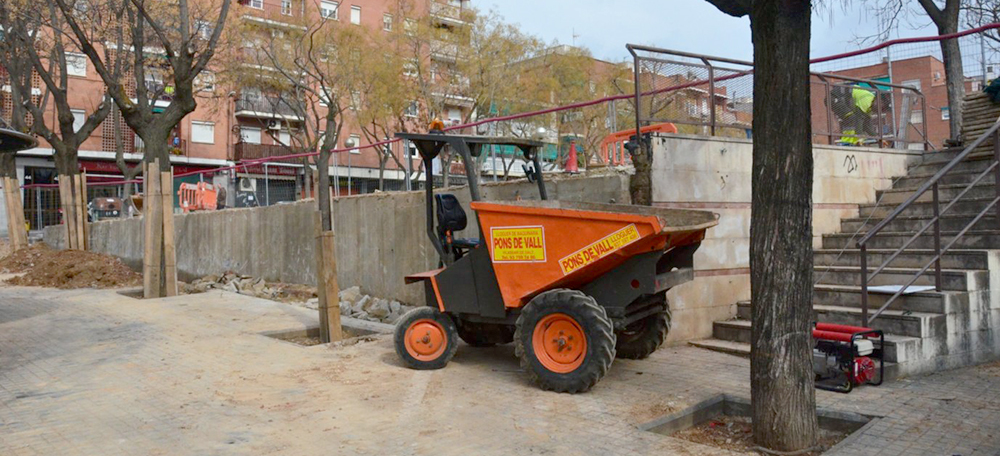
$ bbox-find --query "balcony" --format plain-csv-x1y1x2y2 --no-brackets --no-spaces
234,94,304,121
430,40,458,63
234,142,301,161
429,1,467,26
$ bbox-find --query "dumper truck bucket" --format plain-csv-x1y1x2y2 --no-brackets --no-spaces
470,200,718,307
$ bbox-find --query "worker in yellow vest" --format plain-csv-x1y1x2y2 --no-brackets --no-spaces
839,87,876,145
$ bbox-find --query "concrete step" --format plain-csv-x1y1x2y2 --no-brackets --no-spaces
840,214,1000,234
711,314,921,367
690,337,904,382
917,149,993,166
908,153,997,176
689,339,749,357
811,265,986,291
822,229,1000,250
894,170,998,189
814,248,990,271
876,182,998,205
734,301,945,339
812,284,969,315
858,198,996,218
713,319,751,343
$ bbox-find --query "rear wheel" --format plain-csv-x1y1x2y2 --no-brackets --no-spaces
515,289,616,393
394,307,458,370
454,318,515,347
616,307,671,360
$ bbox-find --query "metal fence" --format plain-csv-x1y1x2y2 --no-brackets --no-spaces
628,45,928,150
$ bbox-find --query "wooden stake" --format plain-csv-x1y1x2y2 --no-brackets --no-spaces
74,173,86,250
3,178,21,250
81,171,90,250
59,176,76,249
143,161,163,298
142,163,152,294
7,177,28,251
314,211,342,343
160,168,177,297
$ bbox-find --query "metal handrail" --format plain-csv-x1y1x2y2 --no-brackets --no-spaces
858,119,1000,325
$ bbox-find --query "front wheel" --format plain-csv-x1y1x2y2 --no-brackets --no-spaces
394,307,459,370
515,289,616,393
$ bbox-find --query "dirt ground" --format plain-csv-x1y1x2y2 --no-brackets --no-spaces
0,239,9,260
673,415,847,455
0,244,141,289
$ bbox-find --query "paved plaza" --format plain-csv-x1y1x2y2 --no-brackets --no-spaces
0,285,998,455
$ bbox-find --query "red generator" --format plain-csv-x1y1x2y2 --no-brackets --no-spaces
812,323,884,393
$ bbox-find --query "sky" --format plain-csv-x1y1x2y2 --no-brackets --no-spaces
477,0,942,63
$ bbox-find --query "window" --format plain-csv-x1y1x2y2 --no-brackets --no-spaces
348,134,361,154
71,109,85,133
195,20,213,40
281,0,292,15
195,71,215,92
277,130,291,146
249,0,263,9
901,79,921,91
191,121,215,144
350,6,361,24
447,108,461,125
911,110,923,125
350,90,361,110
240,126,262,144
66,53,87,77
402,60,418,77
404,101,418,118
406,141,418,158
383,13,392,31
941,107,950,121
320,1,338,19
404,18,416,34
73,0,88,14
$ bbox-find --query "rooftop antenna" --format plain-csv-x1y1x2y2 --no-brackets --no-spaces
572,28,579,47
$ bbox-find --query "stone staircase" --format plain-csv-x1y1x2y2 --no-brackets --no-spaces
692,92,1000,379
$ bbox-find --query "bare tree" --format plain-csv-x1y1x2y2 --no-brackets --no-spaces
230,6,374,229
0,3,35,247
1,0,115,242
869,0,964,140
50,0,232,294
704,0,819,452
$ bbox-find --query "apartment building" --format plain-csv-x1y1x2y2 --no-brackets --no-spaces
0,0,472,228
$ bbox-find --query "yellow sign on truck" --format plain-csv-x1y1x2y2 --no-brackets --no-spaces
559,224,641,275
490,226,547,263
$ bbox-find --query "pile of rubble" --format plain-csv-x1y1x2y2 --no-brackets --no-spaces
301,286,415,325
184,272,414,325
184,272,283,298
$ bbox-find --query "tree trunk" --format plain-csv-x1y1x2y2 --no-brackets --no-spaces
938,24,965,141
628,139,652,206
749,0,818,451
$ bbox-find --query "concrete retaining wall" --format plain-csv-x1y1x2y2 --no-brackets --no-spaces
653,133,923,344
44,174,628,304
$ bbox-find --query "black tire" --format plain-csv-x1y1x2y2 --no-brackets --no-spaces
616,307,671,360
454,318,515,347
394,307,459,370
515,289,616,393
